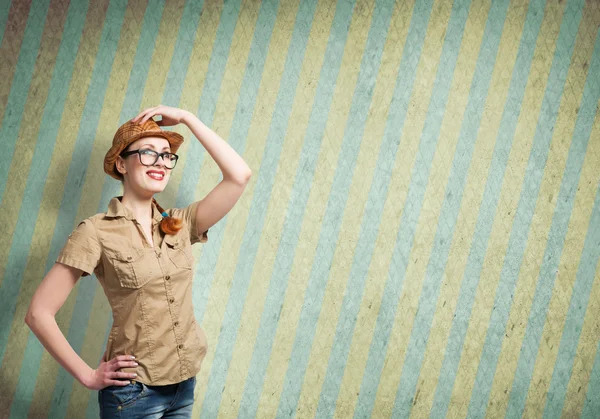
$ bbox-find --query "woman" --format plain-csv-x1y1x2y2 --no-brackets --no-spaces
25,105,251,418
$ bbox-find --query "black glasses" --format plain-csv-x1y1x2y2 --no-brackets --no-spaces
120,148,179,169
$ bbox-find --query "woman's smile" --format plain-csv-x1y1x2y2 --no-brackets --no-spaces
146,170,165,181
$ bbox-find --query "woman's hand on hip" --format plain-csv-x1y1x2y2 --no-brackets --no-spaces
84,354,139,390
132,105,192,127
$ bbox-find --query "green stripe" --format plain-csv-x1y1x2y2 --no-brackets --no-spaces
540,28,600,417
466,0,585,416
393,0,508,416
429,0,547,414
6,0,127,417
0,0,51,204
47,0,166,416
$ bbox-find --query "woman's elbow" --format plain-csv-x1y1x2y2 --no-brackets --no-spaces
241,167,252,184
24,309,35,327
24,305,49,327
232,167,252,186
24,305,38,326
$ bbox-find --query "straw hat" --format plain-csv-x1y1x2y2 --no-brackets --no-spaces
104,118,184,180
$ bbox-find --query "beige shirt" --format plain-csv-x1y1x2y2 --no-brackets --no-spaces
56,196,208,385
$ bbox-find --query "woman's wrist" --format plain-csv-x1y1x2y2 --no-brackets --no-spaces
76,364,95,389
181,110,198,127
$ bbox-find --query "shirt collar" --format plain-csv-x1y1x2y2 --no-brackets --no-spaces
107,196,163,223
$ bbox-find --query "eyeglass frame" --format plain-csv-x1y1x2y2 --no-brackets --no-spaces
120,148,179,169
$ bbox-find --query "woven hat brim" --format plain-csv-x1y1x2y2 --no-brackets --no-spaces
104,130,184,180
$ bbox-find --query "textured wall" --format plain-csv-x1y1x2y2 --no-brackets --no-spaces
0,0,599,417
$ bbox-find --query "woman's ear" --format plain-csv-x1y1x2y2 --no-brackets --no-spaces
115,156,127,175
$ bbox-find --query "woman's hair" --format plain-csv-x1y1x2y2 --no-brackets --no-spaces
114,153,183,235
152,197,183,235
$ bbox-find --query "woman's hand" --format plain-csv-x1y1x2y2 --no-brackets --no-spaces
84,354,139,390
132,105,191,127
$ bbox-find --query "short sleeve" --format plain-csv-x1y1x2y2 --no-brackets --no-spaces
56,219,102,277
170,201,209,245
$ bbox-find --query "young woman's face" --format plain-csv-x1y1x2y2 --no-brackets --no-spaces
117,136,173,195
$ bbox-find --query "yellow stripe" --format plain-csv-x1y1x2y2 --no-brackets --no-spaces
169,0,223,276
29,0,150,413
215,0,303,415
368,0,455,415
32,0,150,413
32,0,116,411
0,0,69,288
246,0,338,415
65,283,112,417
0,1,104,415
0,0,32,126
168,0,223,224
66,1,190,415
562,113,600,415
72,0,152,234
408,0,521,414
253,0,372,412
139,2,187,112
488,1,598,415
447,0,567,415
294,0,385,414
134,0,187,210
192,1,262,415
333,0,415,416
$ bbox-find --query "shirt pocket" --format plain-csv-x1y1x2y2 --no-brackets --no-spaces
165,234,193,270
106,246,153,288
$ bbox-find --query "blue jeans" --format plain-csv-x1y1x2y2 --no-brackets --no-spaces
98,376,196,418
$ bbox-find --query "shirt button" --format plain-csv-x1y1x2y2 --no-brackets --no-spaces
127,256,132,260
178,344,183,349
165,275,170,280
169,298,174,303
174,321,179,326
157,252,162,258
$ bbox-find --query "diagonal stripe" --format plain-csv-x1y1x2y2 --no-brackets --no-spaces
46,1,167,416
175,0,241,334
236,0,343,416
0,0,70,293
175,0,242,210
581,305,600,418
0,0,12,46
85,1,170,412
556,110,600,418
190,0,283,416
161,0,204,108
0,0,89,367
176,0,318,416
223,0,356,414
329,2,413,416
229,0,319,414
26,2,162,412
484,2,591,415
391,0,509,417
538,30,600,418
0,0,33,131
350,1,435,417
465,0,585,416
90,0,205,415
0,0,51,205
84,311,113,418
429,0,548,415
4,0,130,417
302,0,394,415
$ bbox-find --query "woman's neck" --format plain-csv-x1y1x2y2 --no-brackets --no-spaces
120,194,153,223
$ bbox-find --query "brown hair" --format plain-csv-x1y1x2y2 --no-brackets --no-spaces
152,197,183,235
114,159,183,235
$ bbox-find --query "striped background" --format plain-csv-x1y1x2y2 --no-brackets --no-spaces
0,0,599,417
